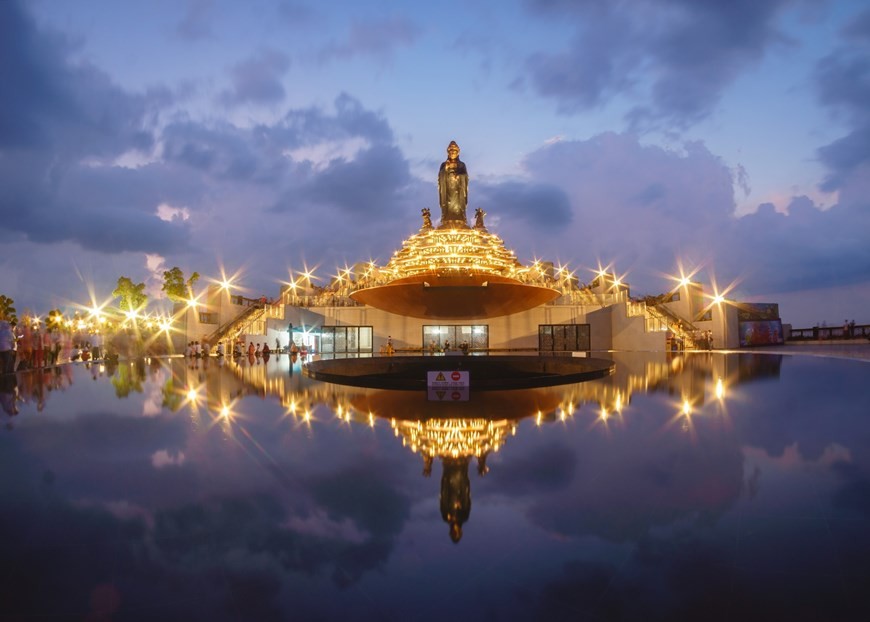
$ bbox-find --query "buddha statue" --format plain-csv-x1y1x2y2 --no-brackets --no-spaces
438,141,468,227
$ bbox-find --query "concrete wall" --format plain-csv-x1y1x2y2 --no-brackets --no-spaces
198,297,682,354
274,303,613,351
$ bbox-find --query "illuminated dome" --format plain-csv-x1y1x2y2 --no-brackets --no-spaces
392,418,515,459
350,224,560,319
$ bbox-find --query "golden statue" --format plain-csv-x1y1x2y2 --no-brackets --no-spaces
421,207,433,230
473,207,486,230
438,140,468,226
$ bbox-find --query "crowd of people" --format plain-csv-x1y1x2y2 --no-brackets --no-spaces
182,338,309,367
0,319,116,375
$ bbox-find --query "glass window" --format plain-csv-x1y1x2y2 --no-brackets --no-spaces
423,325,488,351
539,324,590,351
319,326,373,353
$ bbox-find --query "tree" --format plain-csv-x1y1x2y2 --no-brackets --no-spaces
162,267,200,303
112,277,148,312
47,308,64,330
0,294,17,325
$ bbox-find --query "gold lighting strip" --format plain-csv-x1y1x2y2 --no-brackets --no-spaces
390,418,517,458
383,228,524,278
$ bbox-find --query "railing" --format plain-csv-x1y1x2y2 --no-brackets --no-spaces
205,302,264,345
655,308,698,349
789,324,870,341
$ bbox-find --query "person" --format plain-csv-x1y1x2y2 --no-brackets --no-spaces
49,330,61,366
386,336,394,356
290,341,298,355
216,341,225,357
262,342,271,355
91,332,102,361
438,141,468,225
247,342,255,357
421,207,433,229
255,343,262,357
0,320,15,375
17,324,31,370
42,329,52,366
32,328,44,368
202,342,211,357
429,339,437,355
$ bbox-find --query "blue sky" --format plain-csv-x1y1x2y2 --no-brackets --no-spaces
1,0,868,326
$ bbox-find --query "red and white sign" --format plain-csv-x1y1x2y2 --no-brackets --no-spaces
427,370,470,389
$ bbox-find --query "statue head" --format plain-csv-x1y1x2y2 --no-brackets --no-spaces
449,521,463,543
446,140,460,160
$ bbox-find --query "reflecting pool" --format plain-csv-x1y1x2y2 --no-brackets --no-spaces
2,352,869,620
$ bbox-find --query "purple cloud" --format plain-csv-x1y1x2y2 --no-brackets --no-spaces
220,49,291,107
814,10,870,193
522,0,793,129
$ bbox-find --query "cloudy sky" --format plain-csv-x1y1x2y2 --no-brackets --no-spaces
1,0,868,326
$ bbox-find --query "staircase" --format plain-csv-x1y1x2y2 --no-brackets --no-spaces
649,303,700,349
204,302,265,345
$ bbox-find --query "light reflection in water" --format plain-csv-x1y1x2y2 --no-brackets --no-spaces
6,350,870,619
140,351,769,542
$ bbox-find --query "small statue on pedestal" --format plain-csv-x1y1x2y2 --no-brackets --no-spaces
473,207,486,230
421,207,433,230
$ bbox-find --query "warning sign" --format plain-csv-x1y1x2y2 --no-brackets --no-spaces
427,370,469,389
427,387,470,402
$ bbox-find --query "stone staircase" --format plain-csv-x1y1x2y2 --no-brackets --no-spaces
204,302,265,345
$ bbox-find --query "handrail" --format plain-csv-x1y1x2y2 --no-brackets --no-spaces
204,302,264,344
788,324,870,341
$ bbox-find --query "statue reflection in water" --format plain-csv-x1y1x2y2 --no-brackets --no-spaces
424,451,489,543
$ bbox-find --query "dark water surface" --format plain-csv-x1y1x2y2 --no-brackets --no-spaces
2,352,869,621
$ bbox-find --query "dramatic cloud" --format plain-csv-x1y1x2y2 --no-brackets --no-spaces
1,1,422,308
814,9,870,194
0,2,157,155
0,1,188,256
476,180,573,230
291,144,418,216
220,49,291,106
522,0,792,128
488,133,870,298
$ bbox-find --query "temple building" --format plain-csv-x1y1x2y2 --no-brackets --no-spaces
176,142,782,355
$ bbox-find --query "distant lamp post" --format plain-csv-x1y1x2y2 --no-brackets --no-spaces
712,294,728,349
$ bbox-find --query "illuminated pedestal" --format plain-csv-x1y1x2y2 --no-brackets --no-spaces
350,226,560,319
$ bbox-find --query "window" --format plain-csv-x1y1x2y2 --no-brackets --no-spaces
319,326,373,353
199,312,218,325
538,324,590,351
422,325,488,351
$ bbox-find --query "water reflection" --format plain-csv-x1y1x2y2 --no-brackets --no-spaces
4,351,870,620
3,351,783,542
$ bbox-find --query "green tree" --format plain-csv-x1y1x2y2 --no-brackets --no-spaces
112,277,148,312
47,308,64,330
0,294,17,324
162,267,200,302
